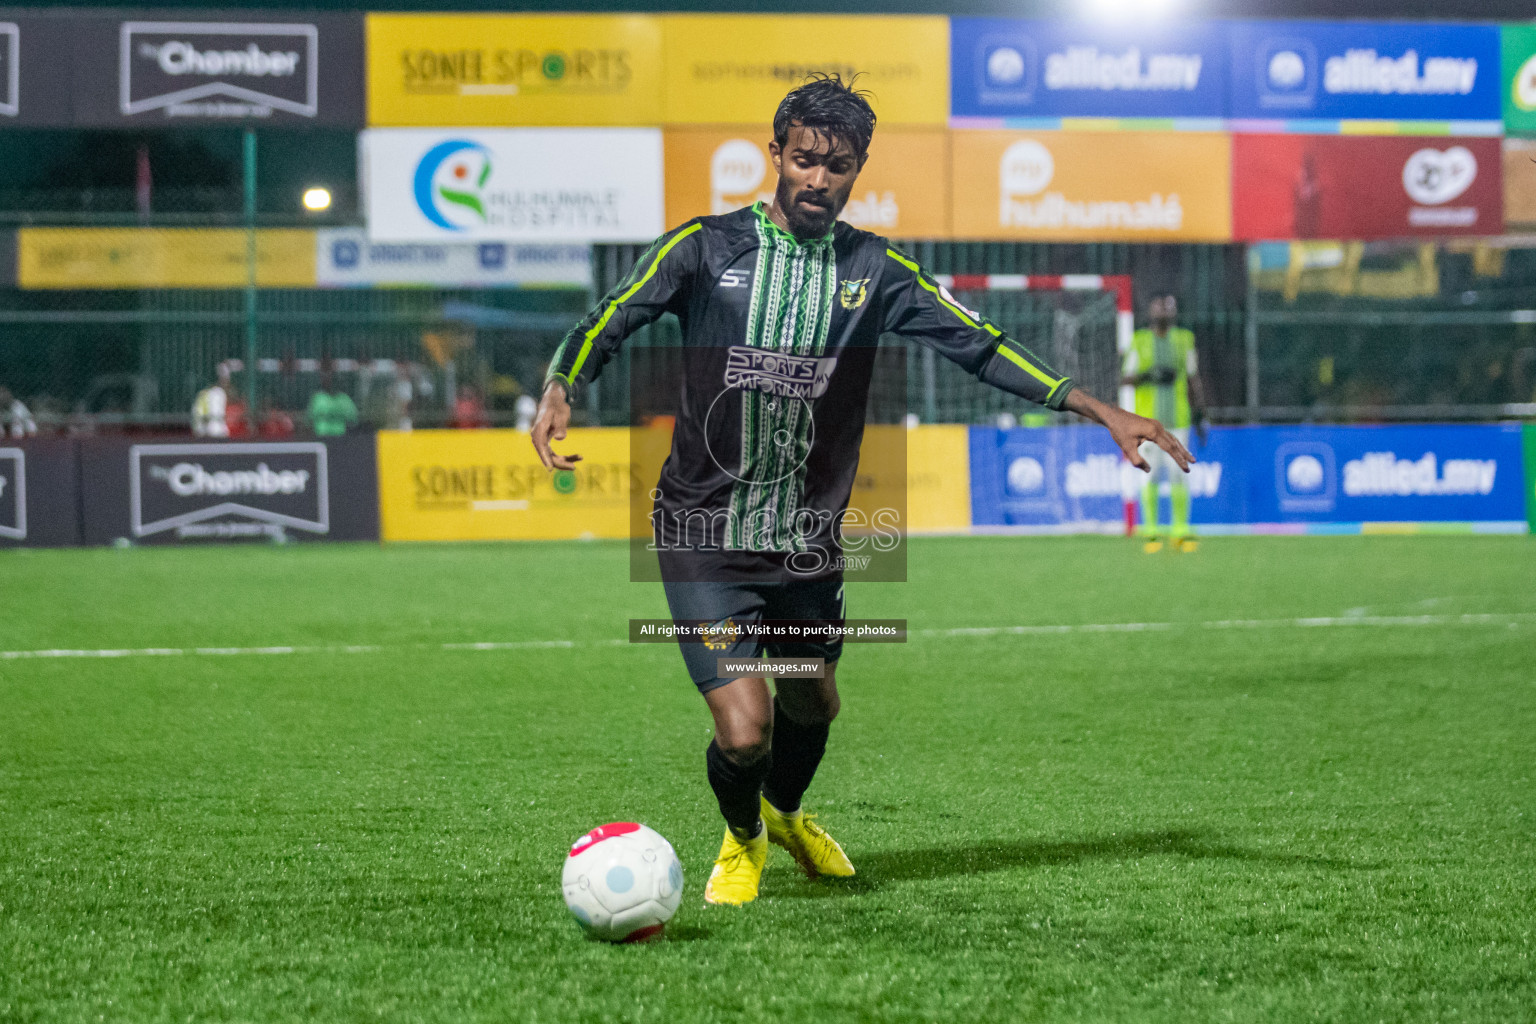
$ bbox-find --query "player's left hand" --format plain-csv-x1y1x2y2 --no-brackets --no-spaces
1063,389,1195,473
1107,406,1194,473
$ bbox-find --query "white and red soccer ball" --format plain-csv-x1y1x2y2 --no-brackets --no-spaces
562,822,683,942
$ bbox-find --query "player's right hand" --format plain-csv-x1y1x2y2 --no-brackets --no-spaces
531,381,582,471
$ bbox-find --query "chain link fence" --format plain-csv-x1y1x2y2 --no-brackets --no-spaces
2,221,1535,435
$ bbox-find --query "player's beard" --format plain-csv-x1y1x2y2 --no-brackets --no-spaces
775,175,844,240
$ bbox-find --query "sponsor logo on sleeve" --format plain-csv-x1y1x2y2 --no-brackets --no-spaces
131,442,328,539
0,448,24,540
120,22,319,118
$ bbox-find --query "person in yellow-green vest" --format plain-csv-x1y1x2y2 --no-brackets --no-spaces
1120,293,1207,553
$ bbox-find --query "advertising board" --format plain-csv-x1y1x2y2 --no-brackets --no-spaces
316,228,590,288
79,435,380,545
950,18,1226,122
663,127,950,237
70,11,364,126
1232,134,1503,240
18,228,317,288
1228,20,1501,126
969,424,1525,534
363,128,664,244
950,130,1231,241
366,14,662,126
0,440,81,548
661,15,949,126
377,428,638,542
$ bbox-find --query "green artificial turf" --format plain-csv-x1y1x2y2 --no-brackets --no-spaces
1,536,1533,1023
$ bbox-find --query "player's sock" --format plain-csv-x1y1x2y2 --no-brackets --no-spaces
706,739,767,840
761,697,829,815
1171,480,1191,538
1140,480,1160,537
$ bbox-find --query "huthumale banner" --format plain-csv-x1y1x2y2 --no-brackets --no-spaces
949,130,1231,241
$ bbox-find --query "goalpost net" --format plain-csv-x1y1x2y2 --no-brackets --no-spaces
878,273,1133,426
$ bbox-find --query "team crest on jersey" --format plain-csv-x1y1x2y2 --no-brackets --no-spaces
838,278,870,310
700,618,738,651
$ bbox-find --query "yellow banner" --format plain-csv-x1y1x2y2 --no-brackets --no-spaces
665,127,950,237
905,425,971,534
18,229,316,289
379,424,970,542
950,131,1232,242
367,14,664,126
662,16,948,126
378,428,644,542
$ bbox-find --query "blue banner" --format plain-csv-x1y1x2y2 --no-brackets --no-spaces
969,424,1526,533
1228,20,1501,123
951,19,1227,121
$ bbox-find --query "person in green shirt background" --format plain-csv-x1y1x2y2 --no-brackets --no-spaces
307,369,359,437
1121,293,1207,553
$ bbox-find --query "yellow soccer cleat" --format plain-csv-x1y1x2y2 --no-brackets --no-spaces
703,826,768,906
1176,536,1200,553
761,796,855,879
1142,537,1164,554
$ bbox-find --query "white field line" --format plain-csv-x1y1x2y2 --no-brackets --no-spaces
0,613,1531,662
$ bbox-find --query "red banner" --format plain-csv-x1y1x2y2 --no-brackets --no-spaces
1232,135,1502,241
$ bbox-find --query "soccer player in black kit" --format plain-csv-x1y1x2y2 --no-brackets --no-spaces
532,75,1193,905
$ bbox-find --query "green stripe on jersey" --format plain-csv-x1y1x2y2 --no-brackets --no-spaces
728,205,838,552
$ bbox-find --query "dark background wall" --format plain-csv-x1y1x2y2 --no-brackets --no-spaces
15,1,1536,18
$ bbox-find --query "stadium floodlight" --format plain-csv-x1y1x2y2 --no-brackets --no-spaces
302,187,332,212
1083,0,1178,21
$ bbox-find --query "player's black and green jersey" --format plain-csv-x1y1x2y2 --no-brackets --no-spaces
548,202,1073,579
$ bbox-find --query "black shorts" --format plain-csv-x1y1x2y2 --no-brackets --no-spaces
662,575,846,693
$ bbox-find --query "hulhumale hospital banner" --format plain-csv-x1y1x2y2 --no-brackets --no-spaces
362,128,664,244
949,19,1227,123
968,424,1527,534
1228,20,1501,127
1232,135,1502,240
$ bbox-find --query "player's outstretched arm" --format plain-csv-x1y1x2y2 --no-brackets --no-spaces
531,381,581,471
1062,388,1194,473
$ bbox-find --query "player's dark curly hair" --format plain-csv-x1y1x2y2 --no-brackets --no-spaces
773,73,877,159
